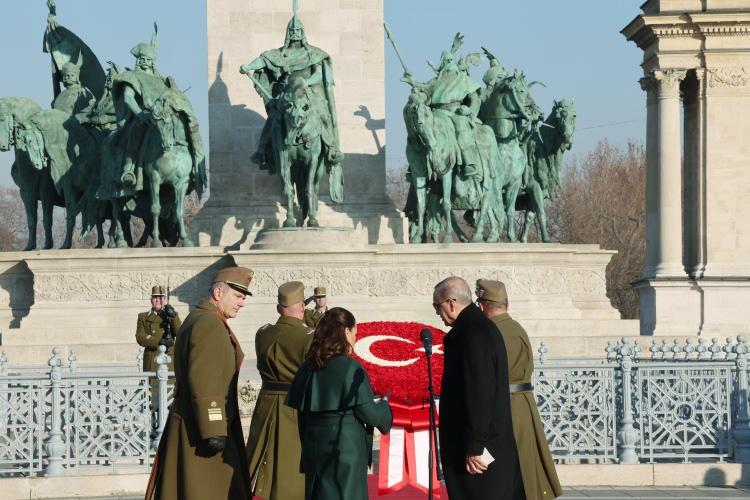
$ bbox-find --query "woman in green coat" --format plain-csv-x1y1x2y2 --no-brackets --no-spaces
286,307,392,500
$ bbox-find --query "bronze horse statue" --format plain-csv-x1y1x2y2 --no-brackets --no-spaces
517,99,576,242
478,71,540,242
107,87,206,248
0,97,105,250
273,78,339,228
403,89,504,243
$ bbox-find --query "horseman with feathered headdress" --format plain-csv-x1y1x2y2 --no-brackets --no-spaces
96,24,203,203
104,25,170,194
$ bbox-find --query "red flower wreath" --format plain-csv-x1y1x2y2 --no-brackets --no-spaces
352,321,445,405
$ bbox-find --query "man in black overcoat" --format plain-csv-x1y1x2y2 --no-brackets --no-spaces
433,276,524,499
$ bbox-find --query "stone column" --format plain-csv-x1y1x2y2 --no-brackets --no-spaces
683,69,706,278
640,75,659,278
653,69,687,277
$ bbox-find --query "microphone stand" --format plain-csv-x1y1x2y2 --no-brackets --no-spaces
424,345,442,498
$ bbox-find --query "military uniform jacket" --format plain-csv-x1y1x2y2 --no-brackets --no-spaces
491,313,563,500
246,315,313,500
439,304,523,500
303,307,327,328
286,356,393,500
145,300,251,500
135,310,182,372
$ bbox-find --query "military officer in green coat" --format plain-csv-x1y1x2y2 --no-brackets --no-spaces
145,267,254,500
286,307,392,500
303,286,328,328
135,285,182,372
476,279,563,500
247,281,314,500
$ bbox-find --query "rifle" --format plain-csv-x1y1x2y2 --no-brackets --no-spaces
159,277,176,347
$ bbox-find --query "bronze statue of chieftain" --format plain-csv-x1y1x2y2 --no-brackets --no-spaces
240,0,344,228
388,26,577,243
0,0,206,249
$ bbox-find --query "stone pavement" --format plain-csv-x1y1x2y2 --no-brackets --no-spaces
561,486,750,498
47,486,750,500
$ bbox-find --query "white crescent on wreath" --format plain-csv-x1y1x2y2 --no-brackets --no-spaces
353,335,443,367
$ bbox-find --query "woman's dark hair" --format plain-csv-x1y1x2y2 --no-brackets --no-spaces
306,307,356,370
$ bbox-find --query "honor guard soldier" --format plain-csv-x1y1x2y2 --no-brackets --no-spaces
145,266,255,500
135,285,181,372
303,286,328,328
247,281,313,500
476,279,563,500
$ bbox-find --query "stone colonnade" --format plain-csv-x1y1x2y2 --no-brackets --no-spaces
624,3,750,336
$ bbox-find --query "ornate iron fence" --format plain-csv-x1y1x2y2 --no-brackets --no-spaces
534,336,750,464
534,361,617,462
1,337,750,477
0,347,170,476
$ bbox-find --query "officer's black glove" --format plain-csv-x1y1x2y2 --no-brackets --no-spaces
158,335,173,348
161,303,177,319
203,436,226,454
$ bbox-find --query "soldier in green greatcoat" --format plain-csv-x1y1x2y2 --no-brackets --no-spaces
145,266,255,500
246,281,314,500
476,279,563,500
303,286,328,328
286,307,392,500
135,285,182,372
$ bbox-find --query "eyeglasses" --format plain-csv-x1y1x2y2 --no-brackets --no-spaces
432,298,455,311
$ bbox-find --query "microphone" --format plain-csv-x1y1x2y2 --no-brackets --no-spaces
420,328,433,356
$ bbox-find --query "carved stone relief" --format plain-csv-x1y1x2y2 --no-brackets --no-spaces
707,67,749,89
29,265,606,303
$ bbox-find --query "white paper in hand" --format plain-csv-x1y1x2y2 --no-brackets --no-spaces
481,448,495,466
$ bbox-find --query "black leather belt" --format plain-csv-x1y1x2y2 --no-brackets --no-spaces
509,382,533,393
261,381,292,392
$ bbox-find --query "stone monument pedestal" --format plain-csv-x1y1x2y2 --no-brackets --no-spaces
633,279,702,336
635,278,750,336
0,244,638,364
193,196,407,249
249,226,363,250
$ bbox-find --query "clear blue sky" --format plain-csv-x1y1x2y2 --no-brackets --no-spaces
0,0,645,186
